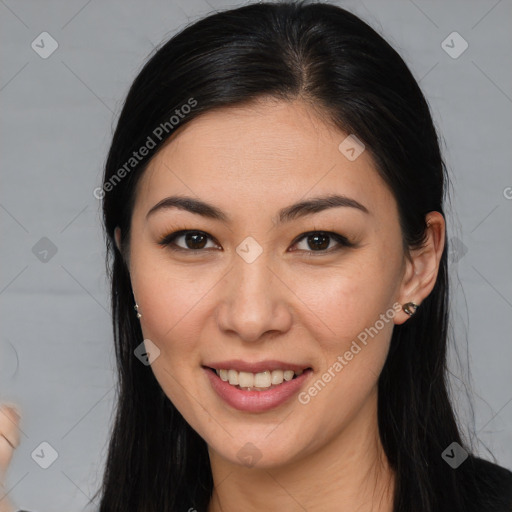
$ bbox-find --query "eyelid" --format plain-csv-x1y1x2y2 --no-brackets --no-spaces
290,231,354,252
157,229,221,251
157,229,355,254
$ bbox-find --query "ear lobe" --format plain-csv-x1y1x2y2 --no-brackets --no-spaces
394,211,445,325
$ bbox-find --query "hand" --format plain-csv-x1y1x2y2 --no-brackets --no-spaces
0,404,21,512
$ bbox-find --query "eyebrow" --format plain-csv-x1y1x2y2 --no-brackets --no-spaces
146,194,370,225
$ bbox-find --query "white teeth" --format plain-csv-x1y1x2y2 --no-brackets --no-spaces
254,371,271,388
271,370,284,384
238,371,254,388
228,369,239,385
283,370,294,381
214,367,307,389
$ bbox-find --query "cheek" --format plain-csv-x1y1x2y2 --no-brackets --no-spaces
289,257,397,341
130,264,212,415
286,255,399,402
294,269,396,433
133,268,212,349
128,242,210,356
295,273,395,386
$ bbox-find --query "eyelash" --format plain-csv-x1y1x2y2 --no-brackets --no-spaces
157,229,355,255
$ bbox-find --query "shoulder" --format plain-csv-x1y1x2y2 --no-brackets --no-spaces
461,455,512,512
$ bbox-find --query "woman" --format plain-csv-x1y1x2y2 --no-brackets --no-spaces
2,1,511,511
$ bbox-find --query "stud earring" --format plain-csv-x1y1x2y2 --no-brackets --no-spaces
402,302,419,316
134,303,142,319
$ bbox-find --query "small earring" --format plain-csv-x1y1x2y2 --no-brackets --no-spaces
403,302,419,316
134,303,142,319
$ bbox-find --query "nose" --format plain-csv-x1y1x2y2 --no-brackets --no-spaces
215,251,293,343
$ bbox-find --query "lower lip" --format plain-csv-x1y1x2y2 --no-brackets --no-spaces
204,367,312,413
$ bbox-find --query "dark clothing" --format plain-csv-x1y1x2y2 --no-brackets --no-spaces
464,456,512,511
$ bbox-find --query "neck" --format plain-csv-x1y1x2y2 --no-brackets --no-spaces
207,389,395,512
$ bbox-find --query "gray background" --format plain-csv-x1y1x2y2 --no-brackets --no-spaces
1,0,511,510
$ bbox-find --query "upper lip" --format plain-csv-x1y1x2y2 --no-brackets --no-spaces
204,359,312,373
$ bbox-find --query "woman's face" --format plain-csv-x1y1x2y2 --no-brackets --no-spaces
124,97,414,468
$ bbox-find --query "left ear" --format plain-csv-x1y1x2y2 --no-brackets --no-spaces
394,211,445,325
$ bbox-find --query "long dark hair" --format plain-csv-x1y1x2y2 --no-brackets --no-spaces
93,2,482,510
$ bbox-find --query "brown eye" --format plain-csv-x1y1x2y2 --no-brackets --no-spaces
305,233,330,251
158,230,219,251
158,229,353,254
182,232,208,250
291,231,353,253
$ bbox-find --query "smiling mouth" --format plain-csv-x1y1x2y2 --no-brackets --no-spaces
205,366,312,391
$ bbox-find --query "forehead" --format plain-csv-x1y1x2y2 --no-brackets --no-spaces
134,98,395,218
